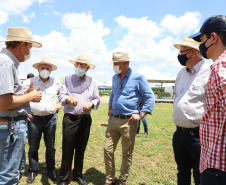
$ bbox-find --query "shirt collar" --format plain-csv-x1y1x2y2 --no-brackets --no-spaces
74,74,87,81
1,48,20,68
186,59,205,75
210,49,226,70
117,68,132,78
38,75,51,83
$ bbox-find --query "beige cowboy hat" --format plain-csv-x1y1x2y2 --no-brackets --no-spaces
109,51,131,63
33,57,57,71
0,27,42,48
69,54,95,69
174,37,200,51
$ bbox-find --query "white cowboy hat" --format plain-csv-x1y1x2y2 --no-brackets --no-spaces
174,37,200,51
33,57,57,71
0,27,42,48
110,51,130,63
69,54,95,69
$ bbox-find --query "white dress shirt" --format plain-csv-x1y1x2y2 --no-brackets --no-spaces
172,60,211,128
23,76,61,116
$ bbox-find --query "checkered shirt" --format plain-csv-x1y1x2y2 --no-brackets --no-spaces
200,49,226,173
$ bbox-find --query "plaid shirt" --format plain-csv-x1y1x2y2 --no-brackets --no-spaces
200,49,226,173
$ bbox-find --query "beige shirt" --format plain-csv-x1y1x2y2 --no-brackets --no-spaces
172,60,211,128
23,76,61,116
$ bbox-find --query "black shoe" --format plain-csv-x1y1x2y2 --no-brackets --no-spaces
74,176,88,185
59,182,68,185
27,172,36,183
48,170,57,180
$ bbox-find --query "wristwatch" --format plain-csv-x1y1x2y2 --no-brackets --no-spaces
139,113,144,119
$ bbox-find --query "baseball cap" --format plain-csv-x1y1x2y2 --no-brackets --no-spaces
189,15,226,42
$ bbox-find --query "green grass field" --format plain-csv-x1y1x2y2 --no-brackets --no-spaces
19,102,180,185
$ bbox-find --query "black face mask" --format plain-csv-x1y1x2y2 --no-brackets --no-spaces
177,49,192,66
199,36,213,59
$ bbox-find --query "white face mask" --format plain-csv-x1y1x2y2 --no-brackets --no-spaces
75,67,86,77
40,69,51,79
22,48,31,61
113,65,122,74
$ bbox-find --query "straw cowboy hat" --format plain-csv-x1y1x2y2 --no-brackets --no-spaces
0,27,42,48
33,57,57,71
69,54,95,69
174,37,200,51
110,52,131,63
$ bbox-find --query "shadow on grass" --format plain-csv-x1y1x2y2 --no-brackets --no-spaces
23,163,61,184
83,167,110,185
101,124,108,127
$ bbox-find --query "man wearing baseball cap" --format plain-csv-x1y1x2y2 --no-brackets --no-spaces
189,15,226,184
0,27,42,184
172,37,211,185
22,57,62,183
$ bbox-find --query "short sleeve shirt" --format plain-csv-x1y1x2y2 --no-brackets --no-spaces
0,48,30,117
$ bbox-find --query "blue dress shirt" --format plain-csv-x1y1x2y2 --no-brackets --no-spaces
109,68,155,116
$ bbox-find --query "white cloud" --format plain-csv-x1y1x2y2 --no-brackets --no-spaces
53,11,60,16
0,0,35,14
0,11,8,25
160,11,201,35
137,66,175,80
115,15,162,39
22,12,36,23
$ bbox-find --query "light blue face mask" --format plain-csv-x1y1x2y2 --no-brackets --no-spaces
75,67,86,77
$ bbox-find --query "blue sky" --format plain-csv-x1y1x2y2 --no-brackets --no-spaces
0,0,226,83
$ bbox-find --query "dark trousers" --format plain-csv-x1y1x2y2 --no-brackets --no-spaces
28,114,57,172
60,113,92,182
201,168,226,185
172,128,201,185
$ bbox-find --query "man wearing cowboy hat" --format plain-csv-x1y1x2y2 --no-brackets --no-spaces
0,27,42,184
22,57,62,183
104,51,155,185
58,54,100,185
172,37,211,185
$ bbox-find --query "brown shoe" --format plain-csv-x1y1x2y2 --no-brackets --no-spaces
118,180,126,185
104,183,116,185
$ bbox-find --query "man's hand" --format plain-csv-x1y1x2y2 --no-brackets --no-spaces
27,114,34,121
83,102,93,111
26,81,34,93
108,110,112,119
55,103,62,113
29,86,42,102
66,96,77,107
129,113,140,124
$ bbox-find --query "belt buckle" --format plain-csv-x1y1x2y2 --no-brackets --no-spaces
0,120,8,130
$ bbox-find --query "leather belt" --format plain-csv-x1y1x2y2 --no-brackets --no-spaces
34,114,54,119
0,115,27,121
114,115,132,119
177,126,199,131
65,113,90,119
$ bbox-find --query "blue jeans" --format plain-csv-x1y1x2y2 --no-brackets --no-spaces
28,114,57,172
137,116,148,133
0,120,28,185
173,128,201,185
201,168,226,185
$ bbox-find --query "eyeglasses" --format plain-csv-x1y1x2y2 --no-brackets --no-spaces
40,67,52,71
179,49,192,55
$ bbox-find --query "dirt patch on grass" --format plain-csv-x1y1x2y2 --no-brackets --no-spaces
100,95,110,103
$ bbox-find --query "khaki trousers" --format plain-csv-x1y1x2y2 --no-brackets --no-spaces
104,116,138,183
